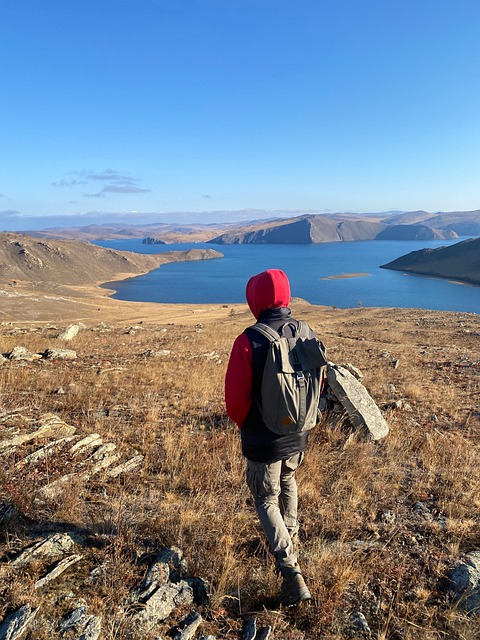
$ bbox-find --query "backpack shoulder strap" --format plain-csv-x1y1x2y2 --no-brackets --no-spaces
296,320,311,338
247,322,280,342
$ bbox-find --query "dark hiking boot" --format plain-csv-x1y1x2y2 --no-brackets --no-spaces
279,571,312,606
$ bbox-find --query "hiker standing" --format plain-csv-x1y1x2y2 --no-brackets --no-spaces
225,269,326,606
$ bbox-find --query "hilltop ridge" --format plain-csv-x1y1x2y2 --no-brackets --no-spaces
0,233,223,322
381,236,480,285
14,209,480,244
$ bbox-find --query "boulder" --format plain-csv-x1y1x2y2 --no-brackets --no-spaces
10,533,76,568
43,348,77,360
448,551,480,613
173,611,202,640
59,606,102,640
133,581,194,631
327,363,389,440
57,324,81,341
0,604,39,640
7,346,40,362
34,554,83,590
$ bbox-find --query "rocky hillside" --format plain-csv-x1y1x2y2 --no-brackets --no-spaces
381,237,480,285
383,209,480,235
0,233,223,286
376,224,457,241
209,214,458,245
0,306,478,640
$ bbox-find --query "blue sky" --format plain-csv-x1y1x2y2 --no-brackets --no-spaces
1,0,480,228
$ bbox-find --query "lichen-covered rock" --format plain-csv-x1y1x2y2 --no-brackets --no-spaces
43,348,77,360
173,611,202,640
10,533,76,568
327,363,389,440
57,324,81,341
449,551,480,613
133,581,194,631
0,604,39,640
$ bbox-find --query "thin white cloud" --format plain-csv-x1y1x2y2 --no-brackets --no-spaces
53,168,151,198
52,178,88,187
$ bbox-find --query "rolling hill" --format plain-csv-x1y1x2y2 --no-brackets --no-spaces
208,214,458,244
380,237,480,285
0,233,223,287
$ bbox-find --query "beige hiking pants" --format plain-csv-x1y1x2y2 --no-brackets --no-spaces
246,452,304,575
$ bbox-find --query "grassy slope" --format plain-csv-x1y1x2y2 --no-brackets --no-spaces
381,237,480,285
0,302,478,639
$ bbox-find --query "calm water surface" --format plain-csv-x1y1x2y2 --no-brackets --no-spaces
96,239,480,314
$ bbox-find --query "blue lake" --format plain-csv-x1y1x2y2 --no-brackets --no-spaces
95,239,480,314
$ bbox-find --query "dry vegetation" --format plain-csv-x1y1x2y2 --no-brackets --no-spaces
0,302,479,639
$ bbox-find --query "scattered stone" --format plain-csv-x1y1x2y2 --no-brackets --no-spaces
54,386,66,395
173,611,202,640
78,615,102,640
185,577,210,604
10,533,76,567
0,604,39,640
395,400,412,411
15,436,76,468
35,473,79,501
7,346,40,362
327,363,389,440
142,349,171,357
242,617,257,640
70,434,103,457
349,610,371,634
132,581,194,631
43,348,77,360
57,324,81,341
84,442,117,462
392,359,400,369
134,556,171,601
96,367,125,374
379,510,396,524
59,605,88,632
448,551,480,613
59,605,101,639
0,354,7,365
0,417,76,451
89,453,121,475
34,554,83,590
412,502,433,521
107,455,144,478
154,546,185,582
340,363,364,380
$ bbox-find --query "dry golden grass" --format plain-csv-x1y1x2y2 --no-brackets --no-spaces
0,302,479,639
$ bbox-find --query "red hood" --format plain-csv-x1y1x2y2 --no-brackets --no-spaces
246,269,291,319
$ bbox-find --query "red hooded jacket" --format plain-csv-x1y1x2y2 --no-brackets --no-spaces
224,269,291,427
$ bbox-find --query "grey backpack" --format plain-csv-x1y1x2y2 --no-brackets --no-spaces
249,321,327,435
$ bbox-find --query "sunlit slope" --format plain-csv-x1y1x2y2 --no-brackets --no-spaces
381,237,480,285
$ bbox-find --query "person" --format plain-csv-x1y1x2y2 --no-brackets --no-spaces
225,268,318,606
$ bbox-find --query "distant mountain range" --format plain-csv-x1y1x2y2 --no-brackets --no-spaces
381,237,480,285
19,209,480,245
207,210,480,244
